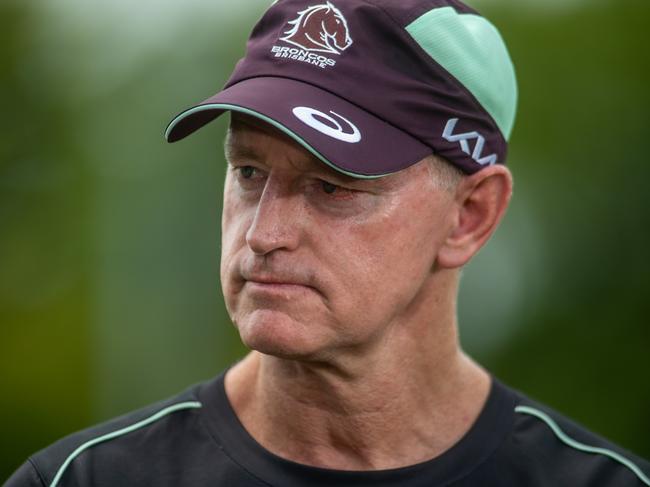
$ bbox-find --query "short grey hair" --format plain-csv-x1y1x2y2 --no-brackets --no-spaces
424,153,465,192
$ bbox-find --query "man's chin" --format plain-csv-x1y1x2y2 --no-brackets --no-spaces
235,310,327,360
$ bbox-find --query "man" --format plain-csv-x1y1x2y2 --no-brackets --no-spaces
6,0,650,485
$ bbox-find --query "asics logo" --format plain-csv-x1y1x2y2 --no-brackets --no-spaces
442,118,498,166
292,106,361,143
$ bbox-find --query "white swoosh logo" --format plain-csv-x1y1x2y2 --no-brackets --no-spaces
292,106,361,143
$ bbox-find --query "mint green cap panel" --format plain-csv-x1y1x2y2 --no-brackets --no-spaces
406,7,518,140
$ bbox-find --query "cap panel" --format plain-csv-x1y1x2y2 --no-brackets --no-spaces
405,7,517,139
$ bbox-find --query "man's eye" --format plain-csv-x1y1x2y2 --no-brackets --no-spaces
239,166,255,179
319,180,356,201
321,180,338,194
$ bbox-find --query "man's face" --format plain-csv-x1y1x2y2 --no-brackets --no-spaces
220,113,457,361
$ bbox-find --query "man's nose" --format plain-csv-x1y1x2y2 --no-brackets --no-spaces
245,178,302,256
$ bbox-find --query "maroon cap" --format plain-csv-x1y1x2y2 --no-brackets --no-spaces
165,0,518,177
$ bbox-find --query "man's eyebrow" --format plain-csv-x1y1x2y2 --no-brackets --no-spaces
224,140,263,164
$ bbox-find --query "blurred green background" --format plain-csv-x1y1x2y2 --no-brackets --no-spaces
1,0,648,480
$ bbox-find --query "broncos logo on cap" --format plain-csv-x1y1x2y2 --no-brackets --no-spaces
280,2,353,55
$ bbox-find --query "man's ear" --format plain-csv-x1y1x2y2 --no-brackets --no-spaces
437,165,513,269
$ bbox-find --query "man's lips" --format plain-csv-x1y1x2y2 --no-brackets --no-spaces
246,276,303,286
246,278,312,289
244,280,318,299
241,273,320,295
247,280,308,288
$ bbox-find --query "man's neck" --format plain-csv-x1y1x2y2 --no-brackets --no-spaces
224,334,490,470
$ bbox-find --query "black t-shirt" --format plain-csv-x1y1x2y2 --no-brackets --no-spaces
5,370,650,486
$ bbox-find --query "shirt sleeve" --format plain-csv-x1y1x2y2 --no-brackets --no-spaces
3,460,45,487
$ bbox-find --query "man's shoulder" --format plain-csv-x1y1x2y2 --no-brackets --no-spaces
5,382,208,487
491,381,650,486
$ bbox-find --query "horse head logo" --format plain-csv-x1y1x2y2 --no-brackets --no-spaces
280,2,353,55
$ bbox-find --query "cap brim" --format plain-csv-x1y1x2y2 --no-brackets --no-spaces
164,77,431,178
